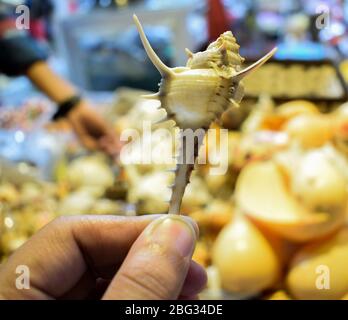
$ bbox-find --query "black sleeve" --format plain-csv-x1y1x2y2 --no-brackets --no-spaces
0,33,49,76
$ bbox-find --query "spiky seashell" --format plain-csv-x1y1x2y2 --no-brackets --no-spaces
133,15,277,215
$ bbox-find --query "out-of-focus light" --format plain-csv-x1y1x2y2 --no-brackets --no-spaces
4,217,14,229
99,0,112,7
115,0,128,7
320,21,346,42
331,22,346,37
256,12,284,34
18,162,30,175
14,131,25,144
1,0,25,5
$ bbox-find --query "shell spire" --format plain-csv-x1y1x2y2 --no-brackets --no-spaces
133,14,277,215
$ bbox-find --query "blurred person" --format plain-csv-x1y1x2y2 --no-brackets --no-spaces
0,0,120,155
0,215,207,300
26,0,54,41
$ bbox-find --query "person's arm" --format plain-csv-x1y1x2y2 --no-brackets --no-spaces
26,61,121,154
0,18,119,155
26,60,77,104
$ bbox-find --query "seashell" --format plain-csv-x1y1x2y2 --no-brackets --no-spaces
265,290,292,300
212,215,281,297
133,15,277,214
235,159,346,242
286,225,348,300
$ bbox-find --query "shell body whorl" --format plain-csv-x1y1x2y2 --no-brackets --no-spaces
159,69,238,130
158,29,245,130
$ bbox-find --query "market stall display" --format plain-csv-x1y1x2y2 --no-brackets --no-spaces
243,60,348,102
200,98,348,300
2,1,348,301
3,83,348,299
111,91,348,300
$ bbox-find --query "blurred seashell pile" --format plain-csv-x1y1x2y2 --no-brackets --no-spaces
2,90,348,299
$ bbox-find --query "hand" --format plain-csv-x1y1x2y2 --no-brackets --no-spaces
0,215,207,300
67,101,121,156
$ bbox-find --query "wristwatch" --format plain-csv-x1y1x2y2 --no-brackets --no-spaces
52,95,82,121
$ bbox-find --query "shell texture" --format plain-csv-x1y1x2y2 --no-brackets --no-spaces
133,15,277,215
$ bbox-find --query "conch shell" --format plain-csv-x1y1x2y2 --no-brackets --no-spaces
133,15,277,214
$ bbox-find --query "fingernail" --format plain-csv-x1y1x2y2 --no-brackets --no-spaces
147,216,197,258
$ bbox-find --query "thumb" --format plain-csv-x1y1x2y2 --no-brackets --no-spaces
103,215,198,300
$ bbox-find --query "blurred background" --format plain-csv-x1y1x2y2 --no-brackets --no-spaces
2,0,348,300
2,0,348,96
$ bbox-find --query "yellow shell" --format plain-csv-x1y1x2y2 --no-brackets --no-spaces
266,290,292,300
333,102,348,155
235,160,345,242
276,100,319,120
286,226,348,300
212,215,281,297
291,149,347,212
283,114,334,148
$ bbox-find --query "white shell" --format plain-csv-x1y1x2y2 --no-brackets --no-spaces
133,15,277,214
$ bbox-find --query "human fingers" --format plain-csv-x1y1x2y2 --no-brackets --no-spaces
103,215,199,300
179,260,207,298
0,215,162,299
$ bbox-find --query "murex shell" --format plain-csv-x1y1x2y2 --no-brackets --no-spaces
133,15,277,214
134,15,276,130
